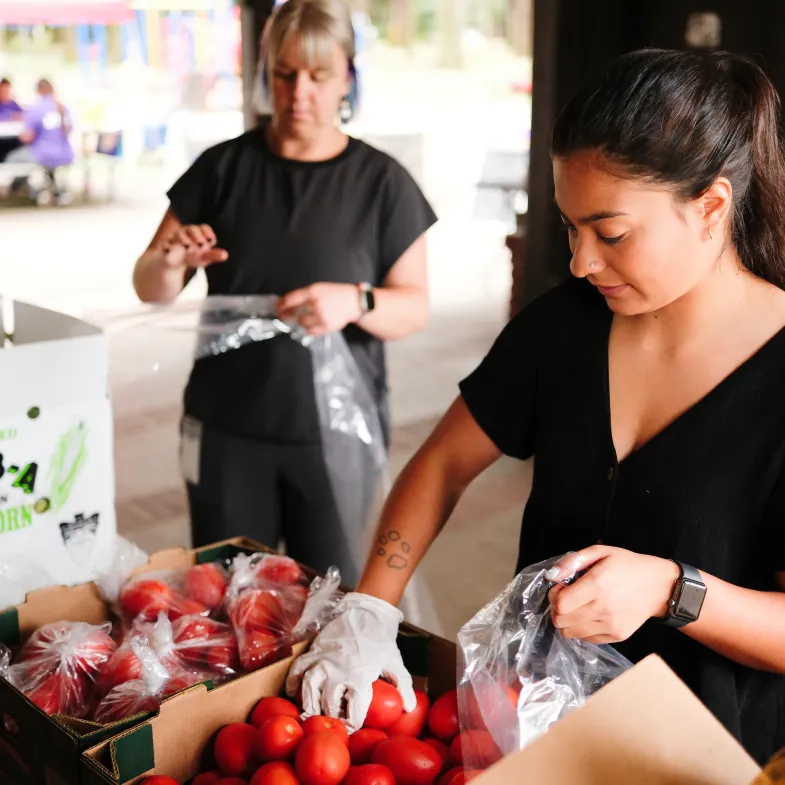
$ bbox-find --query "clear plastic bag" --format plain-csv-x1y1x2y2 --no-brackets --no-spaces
189,295,438,632
0,556,57,610
456,554,632,769
95,536,150,606
226,553,341,672
117,568,213,625
93,636,203,723
3,621,117,718
95,611,237,701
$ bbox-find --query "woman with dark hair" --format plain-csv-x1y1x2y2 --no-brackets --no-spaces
289,49,785,763
133,0,436,586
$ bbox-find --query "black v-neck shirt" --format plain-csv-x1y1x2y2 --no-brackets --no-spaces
167,126,437,445
460,277,785,764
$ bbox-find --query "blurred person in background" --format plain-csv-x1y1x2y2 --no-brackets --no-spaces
0,77,24,163
6,79,74,204
133,0,436,586
0,78,22,120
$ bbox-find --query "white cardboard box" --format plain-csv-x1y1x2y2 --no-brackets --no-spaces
0,300,117,589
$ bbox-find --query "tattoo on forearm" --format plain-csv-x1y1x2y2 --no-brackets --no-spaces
376,530,412,570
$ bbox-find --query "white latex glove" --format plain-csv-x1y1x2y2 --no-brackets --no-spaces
286,592,416,732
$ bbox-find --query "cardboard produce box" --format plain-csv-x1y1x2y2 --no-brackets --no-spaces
82,645,761,785
0,537,275,785
0,300,116,591
81,625,450,785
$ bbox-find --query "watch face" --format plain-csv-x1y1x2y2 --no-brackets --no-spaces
675,579,707,622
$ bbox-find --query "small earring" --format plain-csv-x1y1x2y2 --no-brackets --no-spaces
339,96,352,124
708,226,714,240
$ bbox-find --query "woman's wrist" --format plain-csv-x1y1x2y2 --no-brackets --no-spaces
653,557,682,618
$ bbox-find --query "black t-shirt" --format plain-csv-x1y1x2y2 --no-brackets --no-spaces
460,278,785,765
167,126,437,444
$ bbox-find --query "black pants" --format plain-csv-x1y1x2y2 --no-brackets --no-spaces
185,423,360,587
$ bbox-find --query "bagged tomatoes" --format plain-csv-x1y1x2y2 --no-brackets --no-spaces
172,615,239,680
185,563,228,611
3,621,116,718
226,556,342,674
93,637,204,724
118,571,209,625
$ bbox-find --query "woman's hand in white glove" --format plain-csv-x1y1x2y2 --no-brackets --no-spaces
286,593,416,733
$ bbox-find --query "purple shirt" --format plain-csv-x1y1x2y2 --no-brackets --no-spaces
0,99,22,121
25,95,74,168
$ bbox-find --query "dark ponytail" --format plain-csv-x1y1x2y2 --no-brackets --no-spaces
551,49,785,289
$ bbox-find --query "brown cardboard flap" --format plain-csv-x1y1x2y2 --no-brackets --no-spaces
17,583,107,637
477,655,760,785
86,649,305,785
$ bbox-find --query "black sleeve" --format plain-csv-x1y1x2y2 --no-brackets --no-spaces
458,304,541,461
378,159,437,280
166,147,220,225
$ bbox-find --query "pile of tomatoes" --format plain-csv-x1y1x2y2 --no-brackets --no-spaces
4,555,336,724
137,679,509,785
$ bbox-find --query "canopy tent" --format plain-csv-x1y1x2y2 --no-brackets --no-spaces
0,0,132,25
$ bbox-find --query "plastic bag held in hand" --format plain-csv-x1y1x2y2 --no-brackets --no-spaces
456,554,632,768
286,592,416,732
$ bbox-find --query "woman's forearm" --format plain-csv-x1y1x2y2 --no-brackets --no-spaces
133,248,188,303
684,572,785,673
357,450,465,606
357,286,427,341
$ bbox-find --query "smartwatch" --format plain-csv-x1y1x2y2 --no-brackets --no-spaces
358,282,376,316
658,561,707,628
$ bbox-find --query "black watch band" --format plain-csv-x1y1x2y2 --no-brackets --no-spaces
658,560,707,629
358,282,375,316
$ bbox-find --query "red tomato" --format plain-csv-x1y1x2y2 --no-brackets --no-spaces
26,674,66,715
343,764,396,785
301,716,349,745
427,691,460,742
436,767,462,785
71,627,117,674
255,556,304,586
173,617,232,667
192,772,223,785
348,729,387,765
250,761,300,785
250,697,302,729
170,597,209,620
215,723,259,777
208,640,241,676
385,690,429,738
449,731,501,769
119,579,174,620
239,630,284,672
371,737,442,785
422,740,450,772
462,685,518,731
95,647,142,697
231,591,286,632
456,772,483,785
215,779,249,785
139,777,180,785
163,671,203,697
295,731,351,785
186,563,228,610
363,681,404,730
255,715,304,762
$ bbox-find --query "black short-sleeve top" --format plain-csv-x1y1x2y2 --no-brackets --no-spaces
167,125,437,444
460,277,785,765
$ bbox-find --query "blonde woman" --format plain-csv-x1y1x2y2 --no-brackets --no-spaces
133,0,436,584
